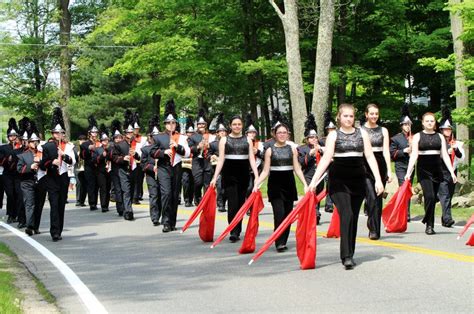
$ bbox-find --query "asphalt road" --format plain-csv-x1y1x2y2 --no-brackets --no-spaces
1,194,473,313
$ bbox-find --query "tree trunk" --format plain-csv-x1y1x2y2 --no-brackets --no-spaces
152,93,161,120
58,0,71,139
449,0,470,180
270,0,307,144
311,0,336,134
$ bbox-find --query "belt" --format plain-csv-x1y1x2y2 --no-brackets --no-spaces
334,152,363,157
419,150,440,155
372,147,383,152
270,165,294,171
225,154,248,160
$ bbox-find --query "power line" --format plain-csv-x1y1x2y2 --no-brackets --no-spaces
0,42,136,49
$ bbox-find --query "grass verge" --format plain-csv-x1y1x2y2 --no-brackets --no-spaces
0,243,21,314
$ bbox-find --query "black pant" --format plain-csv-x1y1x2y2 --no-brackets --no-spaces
146,174,162,223
158,163,182,228
0,174,4,209
181,169,194,204
270,198,293,247
192,158,212,203
46,173,68,237
225,178,248,237
97,171,111,210
3,174,23,221
111,168,124,215
132,166,144,201
20,178,37,229
76,171,87,204
118,168,134,215
216,175,226,210
420,178,440,227
35,176,48,230
84,166,98,208
330,191,364,261
438,171,455,223
365,177,383,237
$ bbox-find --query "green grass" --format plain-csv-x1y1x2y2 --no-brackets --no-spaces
0,243,21,314
31,273,56,304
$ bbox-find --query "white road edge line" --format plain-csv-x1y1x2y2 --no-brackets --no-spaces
0,222,108,314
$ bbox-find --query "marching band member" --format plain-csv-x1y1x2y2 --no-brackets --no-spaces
182,117,195,207
150,100,190,232
93,125,112,213
141,116,162,226
361,104,392,240
17,122,42,236
210,115,259,242
188,109,214,206
80,116,100,211
405,112,457,235
438,107,464,228
109,120,125,216
309,104,384,269
131,112,146,204
112,111,140,221
40,107,76,241
390,104,414,221
298,114,324,224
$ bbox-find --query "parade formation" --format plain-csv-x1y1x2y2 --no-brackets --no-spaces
0,102,469,270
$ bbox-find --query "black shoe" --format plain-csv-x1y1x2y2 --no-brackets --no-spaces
101,208,109,213
118,211,124,217
171,226,177,231
110,198,116,203
218,207,226,212
17,223,26,229
138,197,144,201
194,198,202,206
185,201,193,207
162,225,171,233
34,229,41,235
124,212,134,221
90,206,98,211
407,217,411,223
276,244,288,253
229,235,240,243
442,219,455,228
369,231,380,240
317,216,321,225
343,258,355,270
76,203,86,207
132,200,140,205
153,220,161,226
52,234,62,242
425,226,436,235
7,216,13,224
25,228,33,236
324,207,333,213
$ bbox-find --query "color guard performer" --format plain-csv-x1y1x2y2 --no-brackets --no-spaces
309,104,384,269
210,115,259,242
405,112,457,235
361,104,392,240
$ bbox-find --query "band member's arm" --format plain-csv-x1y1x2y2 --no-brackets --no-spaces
405,133,420,180
439,134,457,183
187,136,200,155
382,127,392,182
80,141,92,160
39,146,53,171
16,155,30,174
292,147,308,191
176,136,190,158
112,145,127,165
150,136,165,160
297,146,308,169
389,137,402,161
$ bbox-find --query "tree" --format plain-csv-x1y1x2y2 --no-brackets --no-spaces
269,0,306,143
58,0,72,139
311,0,335,132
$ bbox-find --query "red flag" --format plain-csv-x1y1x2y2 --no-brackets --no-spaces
198,188,217,242
457,214,474,240
239,192,265,254
296,192,317,269
325,206,340,238
382,180,413,233
181,188,216,238
249,190,327,268
466,232,474,246
211,191,262,249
